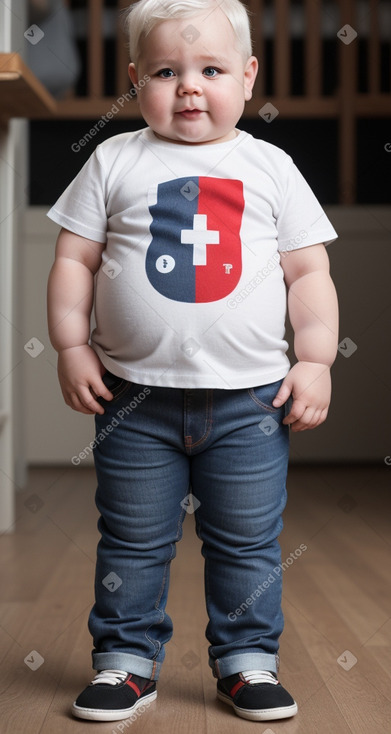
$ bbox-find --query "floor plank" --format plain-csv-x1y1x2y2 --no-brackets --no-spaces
0,465,390,733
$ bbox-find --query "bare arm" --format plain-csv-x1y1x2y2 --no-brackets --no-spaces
273,244,339,431
47,228,113,414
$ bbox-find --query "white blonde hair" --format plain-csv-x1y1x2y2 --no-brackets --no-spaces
123,0,253,64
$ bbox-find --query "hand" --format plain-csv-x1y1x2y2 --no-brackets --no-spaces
273,361,331,432
57,345,113,415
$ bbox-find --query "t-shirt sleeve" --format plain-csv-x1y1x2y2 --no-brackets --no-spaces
46,146,108,243
277,158,337,252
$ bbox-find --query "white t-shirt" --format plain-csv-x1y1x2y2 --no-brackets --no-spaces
47,127,337,389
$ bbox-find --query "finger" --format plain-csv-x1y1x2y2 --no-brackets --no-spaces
282,399,306,425
289,415,311,432
300,407,318,429
307,408,322,429
69,391,96,415
272,381,292,407
82,386,106,415
314,407,329,428
292,406,325,432
90,377,113,402
304,405,329,430
75,387,105,415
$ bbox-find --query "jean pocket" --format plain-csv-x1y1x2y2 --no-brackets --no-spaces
247,379,283,413
100,370,133,403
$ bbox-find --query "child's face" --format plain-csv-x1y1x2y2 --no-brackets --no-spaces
128,9,258,145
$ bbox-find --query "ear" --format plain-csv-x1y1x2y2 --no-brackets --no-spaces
243,56,258,101
128,62,139,87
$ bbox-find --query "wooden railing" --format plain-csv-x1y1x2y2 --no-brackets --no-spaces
52,0,391,204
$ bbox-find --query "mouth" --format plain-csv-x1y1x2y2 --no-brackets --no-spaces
176,108,204,119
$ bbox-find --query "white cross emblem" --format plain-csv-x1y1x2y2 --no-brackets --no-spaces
181,214,220,266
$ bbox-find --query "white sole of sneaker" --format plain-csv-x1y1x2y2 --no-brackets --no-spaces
72,689,157,721
217,690,298,721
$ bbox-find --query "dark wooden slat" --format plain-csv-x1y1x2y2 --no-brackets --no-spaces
369,0,380,94
116,0,131,97
305,0,322,97
274,0,290,97
338,0,358,205
88,0,104,98
248,0,264,98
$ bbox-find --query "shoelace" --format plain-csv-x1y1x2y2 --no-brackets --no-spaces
241,670,279,685
90,669,129,686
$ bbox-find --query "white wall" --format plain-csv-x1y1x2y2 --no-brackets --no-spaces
0,0,28,532
23,209,96,465
288,206,391,463
23,206,391,465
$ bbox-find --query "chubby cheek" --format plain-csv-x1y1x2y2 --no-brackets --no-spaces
210,94,240,124
138,89,170,123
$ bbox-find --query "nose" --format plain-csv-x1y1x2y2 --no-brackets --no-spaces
177,74,202,96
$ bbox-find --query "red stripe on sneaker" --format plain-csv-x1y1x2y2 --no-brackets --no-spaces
230,680,245,698
126,679,141,696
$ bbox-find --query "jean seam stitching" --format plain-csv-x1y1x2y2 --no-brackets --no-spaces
144,508,184,659
111,382,134,402
144,547,173,659
247,387,279,413
186,390,214,451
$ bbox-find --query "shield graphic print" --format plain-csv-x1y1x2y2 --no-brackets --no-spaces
146,177,244,303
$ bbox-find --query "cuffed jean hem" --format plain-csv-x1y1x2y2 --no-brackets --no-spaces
92,652,162,681
210,652,279,679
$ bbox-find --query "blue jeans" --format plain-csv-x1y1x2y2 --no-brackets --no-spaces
89,374,290,680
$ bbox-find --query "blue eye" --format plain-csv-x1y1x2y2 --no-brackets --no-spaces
203,67,219,77
158,68,175,78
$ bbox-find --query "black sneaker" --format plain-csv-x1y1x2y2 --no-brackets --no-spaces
72,669,157,721
217,669,298,721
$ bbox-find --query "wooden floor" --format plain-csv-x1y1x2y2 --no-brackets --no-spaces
1,465,391,734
